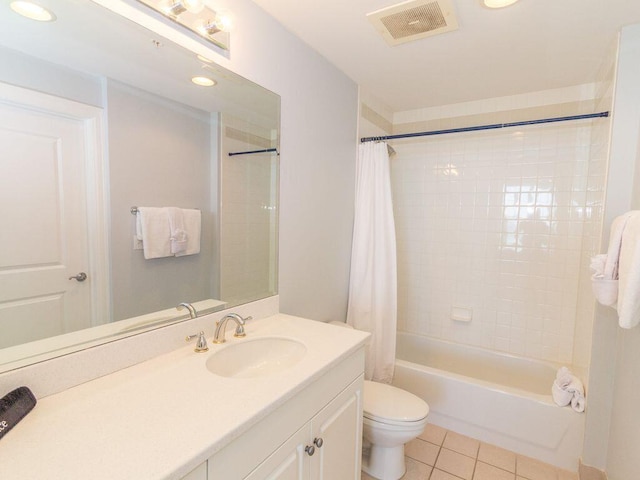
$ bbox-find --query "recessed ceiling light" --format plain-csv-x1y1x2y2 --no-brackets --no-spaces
482,0,520,8
191,76,216,87
10,1,56,21
196,54,214,64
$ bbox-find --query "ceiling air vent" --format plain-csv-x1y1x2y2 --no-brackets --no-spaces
367,0,459,46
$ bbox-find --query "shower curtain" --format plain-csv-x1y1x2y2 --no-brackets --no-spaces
347,141,397,383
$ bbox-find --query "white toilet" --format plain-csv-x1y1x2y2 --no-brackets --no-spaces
362,380,429,480
329,321,429,480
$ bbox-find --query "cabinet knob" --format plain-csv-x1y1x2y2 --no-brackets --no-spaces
313,437,323,448
305,445,315,456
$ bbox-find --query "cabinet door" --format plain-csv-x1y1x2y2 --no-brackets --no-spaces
182,461,208,480
311,377,363,480
244,425,308,480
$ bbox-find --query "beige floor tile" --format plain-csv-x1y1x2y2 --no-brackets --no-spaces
477,443,516,473
405,438,440,466
442,431,480,458
419,423,447,445
402,457,433,480
517,455,559,480
557,470,578,480
473,461,515,480
430,469,464,480
435,448,476,480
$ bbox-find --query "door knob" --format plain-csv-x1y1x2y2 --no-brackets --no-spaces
305,445,315,456
68,272,87,282
313,437,323,448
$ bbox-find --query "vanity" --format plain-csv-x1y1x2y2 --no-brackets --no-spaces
0,313,369,479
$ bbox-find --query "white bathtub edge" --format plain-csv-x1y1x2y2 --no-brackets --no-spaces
394,359,585,471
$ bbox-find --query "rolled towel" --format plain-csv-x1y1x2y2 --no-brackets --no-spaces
552,367,586,413
555,366,573,388
571,392,586,413
566,377,585,413
589,254,607,276
552,381,573,407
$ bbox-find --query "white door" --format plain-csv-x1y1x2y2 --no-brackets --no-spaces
0,85,106,348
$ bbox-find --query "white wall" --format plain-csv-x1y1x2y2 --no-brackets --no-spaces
107,82,216,320
584,23,640,479
204,1,359,322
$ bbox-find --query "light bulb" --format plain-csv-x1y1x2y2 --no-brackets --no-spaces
10,1,56,21
215,13,232,32
482,0,519,8
183,0,204,14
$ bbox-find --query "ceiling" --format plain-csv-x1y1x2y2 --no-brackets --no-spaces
250,0,640,112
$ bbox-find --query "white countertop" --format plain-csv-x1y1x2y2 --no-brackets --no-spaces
0,315,369,480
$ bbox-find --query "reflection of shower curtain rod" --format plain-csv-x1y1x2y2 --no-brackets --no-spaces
360,111,610,143
228,148,279,157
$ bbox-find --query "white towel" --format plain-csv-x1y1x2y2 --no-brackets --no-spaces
175,209,201,257
618,212,640,328
136,207,172,259
551,367,586,413
167,207,188,255
604,212,634,279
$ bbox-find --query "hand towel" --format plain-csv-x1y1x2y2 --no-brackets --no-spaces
567,377,586,413
617,211,640,328
175,209,201,257
604,212,634,279
167,207,188,255
136,207,171,259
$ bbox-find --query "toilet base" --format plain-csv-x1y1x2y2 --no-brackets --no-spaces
362,444,406,480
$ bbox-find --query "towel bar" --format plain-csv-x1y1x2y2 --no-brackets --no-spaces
130,206,200,215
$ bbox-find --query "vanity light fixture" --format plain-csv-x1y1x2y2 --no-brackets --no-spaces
9,1,56,22
159,0,204,17
482,0,520,8
191,76,216,87
135,0,231,51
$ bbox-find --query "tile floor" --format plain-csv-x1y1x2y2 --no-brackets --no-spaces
361,424,578,480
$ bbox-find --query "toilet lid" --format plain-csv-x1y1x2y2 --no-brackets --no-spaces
363,381,429,424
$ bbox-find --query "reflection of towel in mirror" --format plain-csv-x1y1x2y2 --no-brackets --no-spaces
551,367,585,413
136,207,172,259
175,209,201,257
167,207,188,255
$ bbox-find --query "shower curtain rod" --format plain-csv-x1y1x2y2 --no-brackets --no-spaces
360,111,610,143
228,147,279,157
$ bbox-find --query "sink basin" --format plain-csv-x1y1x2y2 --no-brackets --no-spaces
206,337,307,378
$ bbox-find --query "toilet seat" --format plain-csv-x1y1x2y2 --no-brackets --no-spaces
363,380,429,426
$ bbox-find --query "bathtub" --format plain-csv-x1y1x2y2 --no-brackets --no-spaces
392,332,585,471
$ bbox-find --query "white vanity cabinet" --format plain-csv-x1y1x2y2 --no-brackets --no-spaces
208,348,364,480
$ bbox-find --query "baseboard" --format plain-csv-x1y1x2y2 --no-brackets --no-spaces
579,459,607,480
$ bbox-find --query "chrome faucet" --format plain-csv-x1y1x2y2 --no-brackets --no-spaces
213,313,251,344
177,302,197,319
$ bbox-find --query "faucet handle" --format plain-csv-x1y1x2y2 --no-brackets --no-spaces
186,331,209,353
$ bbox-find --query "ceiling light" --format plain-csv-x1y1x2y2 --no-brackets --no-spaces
10,1,56,21
482,0,520,8
191,76,216,87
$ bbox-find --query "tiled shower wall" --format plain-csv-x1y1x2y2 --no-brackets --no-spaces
390,87,608,364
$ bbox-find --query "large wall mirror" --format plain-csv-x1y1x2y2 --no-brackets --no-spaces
0,0,280,371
